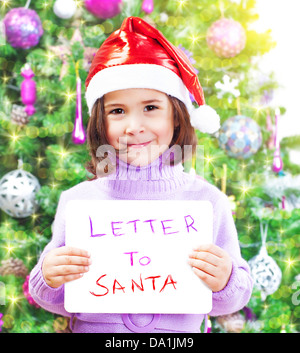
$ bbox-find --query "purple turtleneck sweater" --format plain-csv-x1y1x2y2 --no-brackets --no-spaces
29,153,253,333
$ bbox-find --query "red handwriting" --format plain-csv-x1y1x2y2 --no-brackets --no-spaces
89,274,177,297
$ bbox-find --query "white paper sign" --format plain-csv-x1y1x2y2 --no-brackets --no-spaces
65,200,213,314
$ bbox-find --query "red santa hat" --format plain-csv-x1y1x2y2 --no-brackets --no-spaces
85,16,220,134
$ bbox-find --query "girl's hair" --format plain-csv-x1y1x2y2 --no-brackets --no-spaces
85,94,197,179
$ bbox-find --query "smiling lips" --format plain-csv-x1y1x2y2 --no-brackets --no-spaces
127,141,152,148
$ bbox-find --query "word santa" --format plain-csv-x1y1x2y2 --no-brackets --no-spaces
89,273,177,297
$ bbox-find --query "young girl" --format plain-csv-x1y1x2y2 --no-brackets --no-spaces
29,17,253,333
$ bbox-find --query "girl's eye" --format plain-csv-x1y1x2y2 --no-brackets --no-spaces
109,108,125,115
144,105,158,112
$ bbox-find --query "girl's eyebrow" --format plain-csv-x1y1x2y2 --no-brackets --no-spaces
104,103,126,109
104,99,163,109
141,99,163,104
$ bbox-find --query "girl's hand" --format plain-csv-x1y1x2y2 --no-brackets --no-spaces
42,246,92,288
188,244,232,292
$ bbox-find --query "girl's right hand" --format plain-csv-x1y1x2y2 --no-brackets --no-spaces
42,246,92,288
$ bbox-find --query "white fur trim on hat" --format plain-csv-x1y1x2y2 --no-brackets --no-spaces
85,64,191,115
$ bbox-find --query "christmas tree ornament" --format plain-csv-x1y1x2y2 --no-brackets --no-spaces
85,16,220,134
72,63,86,144
216,311,245,332
0,166,40,218
84,0,123,19
248,222,282,301
141,0,154,14
11,104,29,126
21,64,36,116
206,18,246,58
218,115,262,159
23,276,40,308
53,0,77,19
3,7,43,49
272,108,283,173
0,258,28,278
215,74,240,102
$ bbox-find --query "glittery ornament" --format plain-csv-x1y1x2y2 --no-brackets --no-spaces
206,18,246,58
0,168,40,218
218,115,262,159
84,0,122,19
3,7,43,49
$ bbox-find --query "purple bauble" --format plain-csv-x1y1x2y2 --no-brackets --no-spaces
84,0,122,19
3,7,43,49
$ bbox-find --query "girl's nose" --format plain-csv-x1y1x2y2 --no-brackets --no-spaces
125,115,145,135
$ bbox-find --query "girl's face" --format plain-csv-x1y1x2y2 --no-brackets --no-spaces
104,88,174,166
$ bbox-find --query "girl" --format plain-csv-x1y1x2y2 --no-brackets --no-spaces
29,17,253,333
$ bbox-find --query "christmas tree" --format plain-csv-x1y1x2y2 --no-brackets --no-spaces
0,0,299,333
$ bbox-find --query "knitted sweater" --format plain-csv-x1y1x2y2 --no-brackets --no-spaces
29,151,253,333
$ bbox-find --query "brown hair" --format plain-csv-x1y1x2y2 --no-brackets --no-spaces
85,95,197,179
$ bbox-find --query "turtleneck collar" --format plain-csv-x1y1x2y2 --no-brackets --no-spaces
95,148,191,199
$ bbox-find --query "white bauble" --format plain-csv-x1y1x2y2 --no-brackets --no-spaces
53,0,77,19
0,169,40,218
249,246,282,301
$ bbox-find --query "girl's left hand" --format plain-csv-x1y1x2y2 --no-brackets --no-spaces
188,244,232,292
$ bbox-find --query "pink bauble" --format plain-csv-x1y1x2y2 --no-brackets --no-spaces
3,7,43,49
84,0,122,19
206,18,246,58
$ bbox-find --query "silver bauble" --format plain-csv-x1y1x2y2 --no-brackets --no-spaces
0,169,40,218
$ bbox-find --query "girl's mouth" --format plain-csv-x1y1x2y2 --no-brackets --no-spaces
127,141,152,149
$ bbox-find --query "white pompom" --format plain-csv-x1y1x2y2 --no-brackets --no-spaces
190,105,220,134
